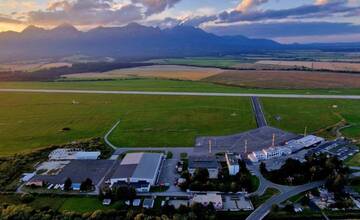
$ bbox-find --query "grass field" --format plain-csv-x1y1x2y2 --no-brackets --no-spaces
263,98,360,140
1,79,360,95
59,197,109,213
0,92,255,155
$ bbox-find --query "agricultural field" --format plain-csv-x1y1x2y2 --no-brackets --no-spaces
1,79,360,95
0,61,72,72
0,92,255,155
204,70,360,89
257,60,360,72
262,98,360,141
63,65,223,81
152,57,253,68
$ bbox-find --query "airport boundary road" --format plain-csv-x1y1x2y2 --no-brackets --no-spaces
1,89,360,99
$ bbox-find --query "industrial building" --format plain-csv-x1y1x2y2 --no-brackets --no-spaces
29,160,114,189
188,155,219,179
225,153,240,175
110,152,164,192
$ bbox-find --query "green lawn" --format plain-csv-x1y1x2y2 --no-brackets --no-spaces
263,98,360,140
0,92,255,155
1,79,360,95
345,152,360,167
59,197,107,213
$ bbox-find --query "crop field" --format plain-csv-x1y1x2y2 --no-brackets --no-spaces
262,98,360,140
1,79,360,95
204,70,360,89
152,57,253,68
63,65,223,80
0,92,255,155
0,62,72,72
257,60,360,72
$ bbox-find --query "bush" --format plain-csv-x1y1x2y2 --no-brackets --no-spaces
20,193,34,203
167,151,173,159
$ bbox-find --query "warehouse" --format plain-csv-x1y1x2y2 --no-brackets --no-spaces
29,160,114,189
110,152,164,190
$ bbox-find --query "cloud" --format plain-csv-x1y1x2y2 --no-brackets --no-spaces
315,0,329,5
27,0,182,26
236,0,269,12
131,0,181,16
218,1,358,23
205,21,360,38
0,16,22,24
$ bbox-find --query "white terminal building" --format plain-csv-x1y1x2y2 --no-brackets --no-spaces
225,153,240,175
248,135,324,163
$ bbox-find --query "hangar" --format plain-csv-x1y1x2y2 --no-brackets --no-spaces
110,152,164,191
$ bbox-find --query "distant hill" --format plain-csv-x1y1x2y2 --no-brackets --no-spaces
0,23,282,62
0,23,359,62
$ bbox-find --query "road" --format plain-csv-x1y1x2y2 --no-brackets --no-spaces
1,88,360,99
246,181,325,220
251,97,267,127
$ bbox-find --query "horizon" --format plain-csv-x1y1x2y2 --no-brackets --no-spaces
0,0,359,43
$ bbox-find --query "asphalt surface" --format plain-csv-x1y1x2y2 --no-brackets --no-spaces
1,88,360,99
246,181,325,220
251,97,267,127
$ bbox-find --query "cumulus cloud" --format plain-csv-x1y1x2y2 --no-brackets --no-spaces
236,0,269,12
28,0,143,26
0,16,23,24
132,0,181,16
26,0,182,26
218,1,358,23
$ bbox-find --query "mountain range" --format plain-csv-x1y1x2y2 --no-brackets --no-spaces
0,23,359,62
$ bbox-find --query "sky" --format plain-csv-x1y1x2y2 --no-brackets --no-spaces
0,0,360,43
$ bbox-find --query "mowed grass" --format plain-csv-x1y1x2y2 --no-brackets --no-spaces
1,79,360,95
0,92,255,155
59,197,107,213
262,98,360,140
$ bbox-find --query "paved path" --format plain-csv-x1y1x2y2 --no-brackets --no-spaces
246,181,325,220
1,88,360,99
251,97,267,127
104,120,121,150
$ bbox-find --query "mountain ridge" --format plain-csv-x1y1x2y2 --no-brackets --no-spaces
0,23,358,62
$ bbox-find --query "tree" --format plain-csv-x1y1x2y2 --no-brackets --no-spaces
64,178,72,191
193,168,209,183
115,186,136,201
230,182,238,193
260,162,267,174
80,178,93,191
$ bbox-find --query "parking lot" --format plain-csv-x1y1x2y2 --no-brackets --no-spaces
158,158,181,192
